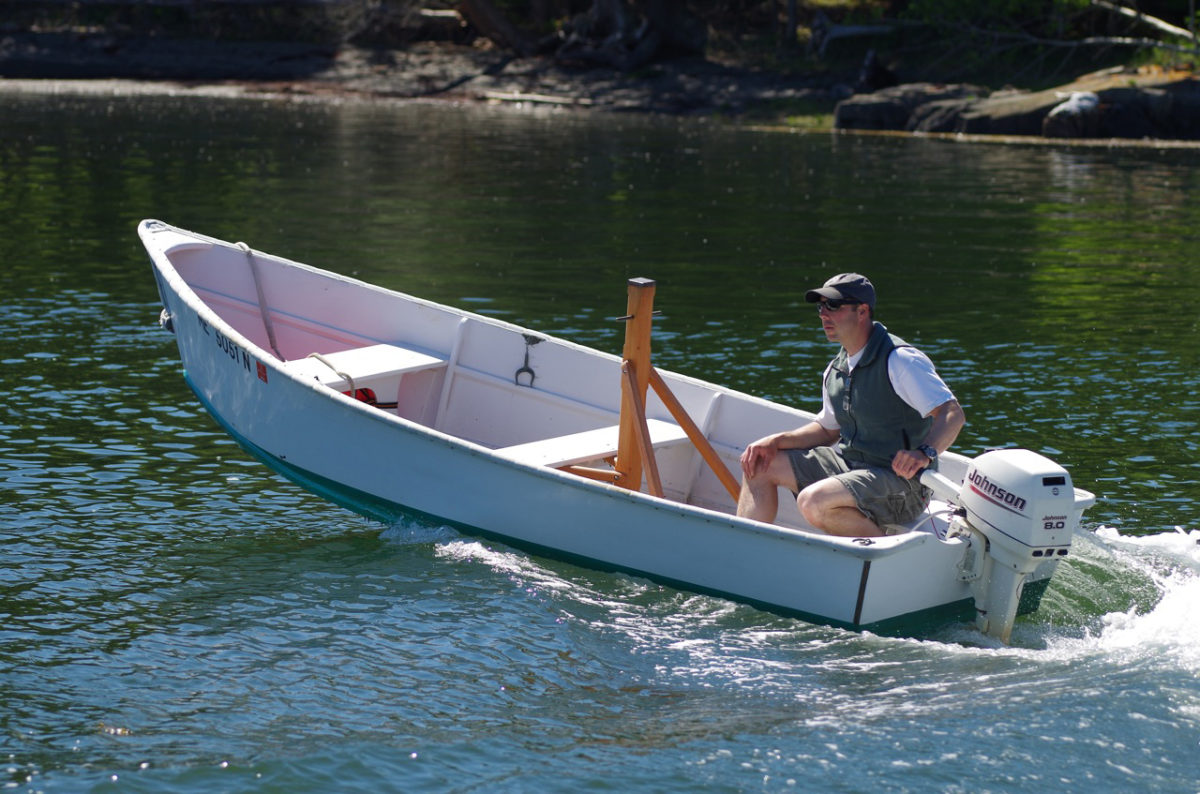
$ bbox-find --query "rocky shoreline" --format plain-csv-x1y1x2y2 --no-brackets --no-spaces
4,29,1200,143
834,65,1200,141
0,31,843,116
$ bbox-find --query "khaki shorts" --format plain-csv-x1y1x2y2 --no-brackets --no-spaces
785,446,932,527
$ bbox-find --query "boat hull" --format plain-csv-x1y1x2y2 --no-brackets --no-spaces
143,220,1064,636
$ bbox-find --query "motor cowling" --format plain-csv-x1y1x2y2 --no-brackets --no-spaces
957,448,1089,643
960,448,1080,569
923,448,1095,643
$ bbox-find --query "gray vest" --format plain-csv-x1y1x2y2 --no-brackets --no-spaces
825,323,934,469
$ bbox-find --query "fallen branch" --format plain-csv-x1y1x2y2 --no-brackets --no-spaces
1091,0,1196,41
482,91,594,106
1069,35,1200,55
949,22,1200,58
809,10,899,56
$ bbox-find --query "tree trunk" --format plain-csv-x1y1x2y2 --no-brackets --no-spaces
460,0,703,66
457,0,535,55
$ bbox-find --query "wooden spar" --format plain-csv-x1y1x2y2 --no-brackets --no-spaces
562,464,620,483
647,367,741,502
614,278,657,493
611,277,741,503
621,361,664,497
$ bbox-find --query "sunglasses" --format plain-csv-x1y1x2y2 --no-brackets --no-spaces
816,299,861,313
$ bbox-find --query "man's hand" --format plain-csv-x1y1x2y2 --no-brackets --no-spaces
741,422,839,480
740,437,779,479
892,399,965,480
892,448,931,480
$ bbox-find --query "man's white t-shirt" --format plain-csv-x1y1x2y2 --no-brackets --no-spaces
814,346,955,430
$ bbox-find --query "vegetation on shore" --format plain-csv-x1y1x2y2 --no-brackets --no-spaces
5,0,1200,127
9,1,1199,79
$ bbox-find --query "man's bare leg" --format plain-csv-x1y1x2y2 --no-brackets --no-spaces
736,453,797,523
796,478,883,537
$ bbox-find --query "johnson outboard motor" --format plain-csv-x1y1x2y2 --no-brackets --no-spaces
923,449,1095,643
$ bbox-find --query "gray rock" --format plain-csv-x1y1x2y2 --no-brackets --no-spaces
833,83,988,131
1042,91,1100,137
835,68,1200,141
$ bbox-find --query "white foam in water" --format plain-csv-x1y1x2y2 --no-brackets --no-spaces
1080,526,1200,672
910,526,1200,665
380,518,1200,674
379,517,460,545
435,539,580,594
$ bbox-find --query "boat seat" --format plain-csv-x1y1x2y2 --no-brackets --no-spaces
287,344,446,393
495,418,689,469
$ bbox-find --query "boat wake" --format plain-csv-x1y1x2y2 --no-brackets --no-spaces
377,510,1199,681
1049,525,1200,673
920,525,1200,668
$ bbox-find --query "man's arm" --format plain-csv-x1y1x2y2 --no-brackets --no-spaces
740,421,841,479
923,398,965,455
891,398,966,480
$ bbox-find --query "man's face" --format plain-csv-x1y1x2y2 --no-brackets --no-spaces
817,299,864,343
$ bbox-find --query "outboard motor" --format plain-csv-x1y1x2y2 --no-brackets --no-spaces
923,449,1095,643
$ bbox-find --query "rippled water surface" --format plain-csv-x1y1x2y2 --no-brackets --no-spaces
2,92,1199,792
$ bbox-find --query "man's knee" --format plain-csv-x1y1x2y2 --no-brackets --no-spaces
747,452,798,492
796,478,855,524
795,481,823,525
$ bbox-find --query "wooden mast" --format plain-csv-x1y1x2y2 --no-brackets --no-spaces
614,277,657,493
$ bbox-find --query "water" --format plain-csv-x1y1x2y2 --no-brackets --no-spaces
2,89,1199,792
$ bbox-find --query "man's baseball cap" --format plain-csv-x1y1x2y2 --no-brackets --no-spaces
805,273,876,309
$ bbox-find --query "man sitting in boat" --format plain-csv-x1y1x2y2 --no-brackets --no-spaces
736,273,966,537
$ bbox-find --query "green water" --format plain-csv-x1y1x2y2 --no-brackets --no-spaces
2,90,1199,792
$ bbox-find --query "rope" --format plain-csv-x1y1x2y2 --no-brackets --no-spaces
303,353,398,410
306,353,357,397
237,241,283,360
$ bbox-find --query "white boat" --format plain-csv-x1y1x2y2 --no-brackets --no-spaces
140,219,1096,643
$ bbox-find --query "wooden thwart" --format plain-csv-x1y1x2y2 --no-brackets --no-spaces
288,344,446,391
496,418,689,471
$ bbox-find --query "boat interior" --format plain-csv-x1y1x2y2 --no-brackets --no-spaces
158,227,964,538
